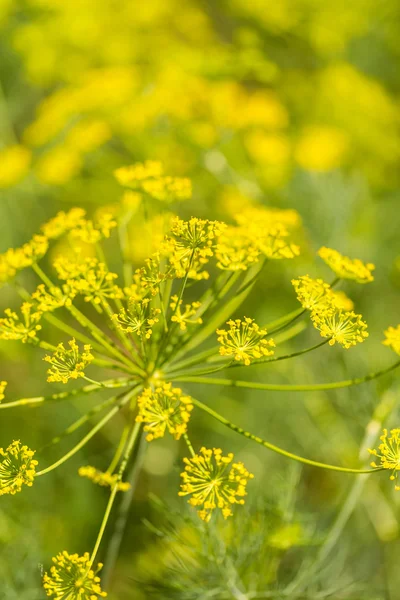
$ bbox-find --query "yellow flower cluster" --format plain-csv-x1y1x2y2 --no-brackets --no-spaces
235,209,300,260
0,235,48,284
78,466,130,492
311,310,369,349
32,284,75,312
0,440,38,496
114,161,192,202
170,216,226,252
170,295,202,331
43,551,107,599
44,338,94,384
382,325,400,356
369,429,400,490
54,257,123,305
215,226,260,271
41,208,87,239
112,299,161,339
0,381,7,402
179,447,254,522
318,247,375,283
292,275,354,313
0,302,42,343
217,317,275,365
136,383,194,442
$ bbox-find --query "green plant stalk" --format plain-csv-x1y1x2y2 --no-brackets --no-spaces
0,377,134,409
35,387,138,476
191,397,382,474
172,359,400,391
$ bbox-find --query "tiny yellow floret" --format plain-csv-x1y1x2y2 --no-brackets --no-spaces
44,338,94,383
217,317,275,365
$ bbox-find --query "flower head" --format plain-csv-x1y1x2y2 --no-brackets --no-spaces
235,209,300,259
43,551,107,599
0,440,38,496
44,339,94,383
78,466,130,492
69,213,117,244
0,302,42,343
369,429,400,489
382,325,400,356
311,309,368,348
179,447,254,522
54,258,123,305
31,284,75,312
0,235,48,283
318,247,375,283
112,299,161,338
170,295,202,331
0,381,7,402
170,216,227,252
217,317,275,365
215,226,260,271
114,161,192,202
292,275,354,313
136,383,193,441
41,208,86,239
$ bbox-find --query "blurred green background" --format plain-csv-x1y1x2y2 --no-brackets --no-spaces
1,0,400,598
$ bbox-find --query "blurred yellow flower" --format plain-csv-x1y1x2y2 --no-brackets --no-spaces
295,126,348,172
0,145,31,188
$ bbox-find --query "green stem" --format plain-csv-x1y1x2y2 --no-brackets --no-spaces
172,360,400,391
183,432,196,457
89,420,142,568
36,388,137,476
191,397,381,474
0,378,133,410
106,423,131,474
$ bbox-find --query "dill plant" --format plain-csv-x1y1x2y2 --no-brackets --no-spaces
0,161,399,598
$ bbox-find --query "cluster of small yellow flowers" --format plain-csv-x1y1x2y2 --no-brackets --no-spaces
217,317,275,365
292,275,354,313
215,226,260,271
31,284,75,312
170,295,202,331
69,213,117,244
0,440,38,496
382,325,400,356
0,381,7,402
179,447,254,522
134,253,168,296
136,383,194,442
0,302,42,343
44,339,94,384
170,216,227,253
54,258,123,305
235,209,300,260
43,551,107,599
311,310,369,348
0,234,49,284
41,208,86,239
114,161,192,202
112,299,161,339
369,429,400,490
78,466,131,492
318,247,375,283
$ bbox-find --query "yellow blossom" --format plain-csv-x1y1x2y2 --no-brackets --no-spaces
53,257,123,304
311,308,369,349
170,216,227,253
136,383,194,442
112,299,161,339
0,440,38,495
170,295,202,331
114,161,192,202
44,338,94,384
235,210,300,260
31,284,75,312
369,429,400,490
217,317,275,365
295,126,348,172
41,208,87,239
0,381,7,402
43,551,107,599
0,234,49,283
0,145,31,188
215,226,260,271
382,325,400,356
179,447,254,522
78,466,130,492
318,247,375,283
292,275,354,313
0,302,42,343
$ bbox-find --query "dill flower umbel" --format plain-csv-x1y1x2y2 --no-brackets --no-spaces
112,299,161,338
170,295,202,331
78,466,130,491
0,381,7,402
215,226,260,271
369,429,400,490
114,161,192,202
0,302,42,343
136,383,194,442
318,247,375,283
235,209,300,260
170,216,226,252
217,317,275,365
43,551,107,599
0,440,38,496
179,447,254,522
32,284,75,312
292,275,354,313
54,258,123,305
311,309,369,348
44,338,94,383
382,325,400,356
